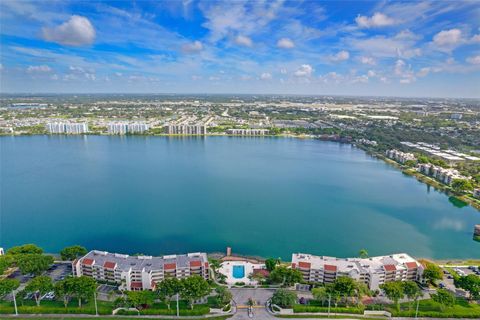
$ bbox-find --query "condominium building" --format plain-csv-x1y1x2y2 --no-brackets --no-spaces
226,129,269,135
291,253,423,290
385,149,416,164
417,163,467,185
46,122,89,134
107,122,150,135
165,124,207,135
73,250,209,291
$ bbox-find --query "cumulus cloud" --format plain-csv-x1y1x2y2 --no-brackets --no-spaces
432,28,462,51
294,64,313,77
277,38,295,49
260,72,272,80
27,65,52,73
234,35,253,47
360,56,376,65
367,70,376,77
330,50,350,62
395,59,416,84
417,67,430,77
466,55,480,65
355,12,396,28
182,40,203,53
42,15,95,46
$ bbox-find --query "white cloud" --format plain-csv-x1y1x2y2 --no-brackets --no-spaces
417,67,430,77
181,40,203,53
279,68,287,74
367,70,376,77
191,75,202,80
330,50,350,62
240,75,252,81
277,38,295,49
355,12,396,28
360,56,376,65
471,34,480,43
294,64,313,77
395,59,416,83
42,15,95,46
432,28,462,51
50,74,59,80
234,35,253,47
349,35,421,59
27,65,52,73
466,55,480,65
260,72,272,80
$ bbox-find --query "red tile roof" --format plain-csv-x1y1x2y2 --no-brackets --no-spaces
253,269,270,277
291,263,296,269
190,260,202,268
131,282,142,289
82,258,94,266
104,261,116,269
384,264,397,272
298,261,311,269
204,262,209,268
164,263,176,270
405,262,417,269
324,264,337,272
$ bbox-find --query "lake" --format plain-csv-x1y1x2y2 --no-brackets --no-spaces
1,135,478,260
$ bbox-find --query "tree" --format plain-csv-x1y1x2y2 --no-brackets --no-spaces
402,281,421,310
268,266,303,286
265,258,280,272
431,288,455,311
455,274,480,300
451,179,474,193
358,249,369,259
72,276,97,308
15,254,54,276
7,244,43,255
25,276,53,306
312,286,328,306
422,262,442,285
0,278,20,297
0,255,14,274
60,245,87,261
271,289,297,308
214,286,232,307
127,290,155,309
54,277,76,308
380,281,404,311
155,277,182,309
180,276,211,309
332,277,357,306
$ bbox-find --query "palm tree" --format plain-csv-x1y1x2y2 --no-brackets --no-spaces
359,249,369,259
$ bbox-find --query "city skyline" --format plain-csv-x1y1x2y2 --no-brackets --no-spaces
1,0,480,98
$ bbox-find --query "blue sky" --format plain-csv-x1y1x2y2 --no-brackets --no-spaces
1,0,479,97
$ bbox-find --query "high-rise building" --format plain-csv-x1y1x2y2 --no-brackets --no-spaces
107,122,150,134
46,122,89,134
165,124,207,135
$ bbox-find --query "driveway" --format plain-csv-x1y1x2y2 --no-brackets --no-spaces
230,288,275,319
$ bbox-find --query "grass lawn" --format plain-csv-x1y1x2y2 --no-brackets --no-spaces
10,317,231,320
0,298,210,316
385,298,480,318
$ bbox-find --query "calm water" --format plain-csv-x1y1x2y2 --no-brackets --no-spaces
1,136,479,260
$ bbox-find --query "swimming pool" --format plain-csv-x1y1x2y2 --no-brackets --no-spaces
232,265,245,279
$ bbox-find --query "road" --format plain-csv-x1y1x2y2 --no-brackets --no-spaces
230,288,275,319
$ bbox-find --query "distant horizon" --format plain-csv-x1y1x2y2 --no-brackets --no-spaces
2,91,480,101
1,1,479,98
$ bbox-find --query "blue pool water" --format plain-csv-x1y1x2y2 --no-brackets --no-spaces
233,265,245,279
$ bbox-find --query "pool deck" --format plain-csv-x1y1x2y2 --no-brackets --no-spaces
219,260,266,285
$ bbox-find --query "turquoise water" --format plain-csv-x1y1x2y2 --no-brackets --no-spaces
233,265,245,279
1,135,479,260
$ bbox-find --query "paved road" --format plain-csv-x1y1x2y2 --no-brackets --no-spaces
230,288,275,319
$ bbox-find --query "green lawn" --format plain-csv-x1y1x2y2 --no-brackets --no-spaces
384,298,480,318
0,298,210,316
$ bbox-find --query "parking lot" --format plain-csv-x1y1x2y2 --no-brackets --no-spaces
45,263,72,281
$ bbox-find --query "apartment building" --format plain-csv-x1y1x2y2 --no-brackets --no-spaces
291,253,423,290
226,129,269,135
417,163,467,185
385,149,416,164
165,124,207,135
73,250,209,291
107,122,150,134
46,122,89,134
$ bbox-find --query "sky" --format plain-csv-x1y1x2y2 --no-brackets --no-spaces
0,0,479,98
